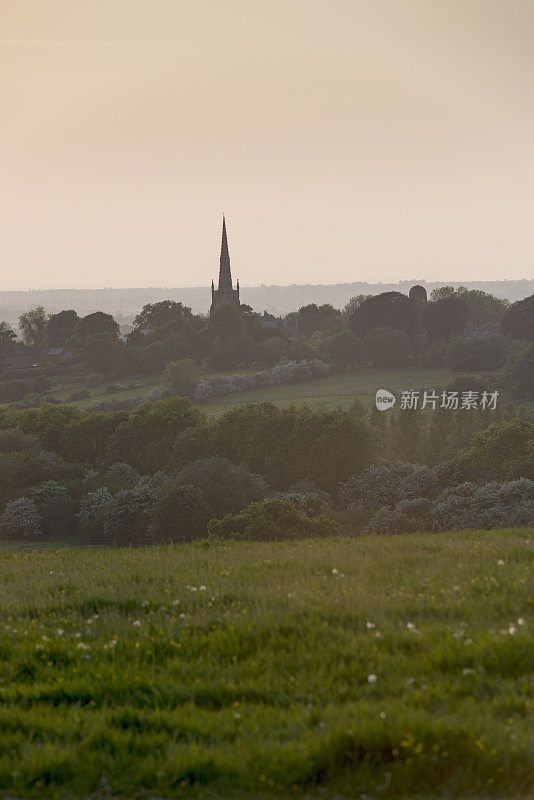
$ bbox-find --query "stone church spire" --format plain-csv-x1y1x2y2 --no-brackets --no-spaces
218,216,233,291
210,215,240,315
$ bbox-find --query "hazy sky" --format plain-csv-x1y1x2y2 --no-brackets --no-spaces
1,0,533,290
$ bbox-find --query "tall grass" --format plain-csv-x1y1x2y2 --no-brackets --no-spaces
0,530,532,798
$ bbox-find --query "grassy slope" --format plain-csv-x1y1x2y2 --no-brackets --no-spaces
0,530,532,799
3,367,501,414
201,367,482,416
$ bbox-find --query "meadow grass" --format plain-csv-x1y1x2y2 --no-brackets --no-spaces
0,530,532,799
200,368,492,416
16,366,487,413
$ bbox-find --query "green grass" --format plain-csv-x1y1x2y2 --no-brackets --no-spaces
0,530,532,799
3,366,502,414
201,368,492,416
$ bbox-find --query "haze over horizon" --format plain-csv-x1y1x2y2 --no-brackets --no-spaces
2,0,533,291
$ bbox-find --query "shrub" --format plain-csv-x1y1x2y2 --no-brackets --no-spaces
151,484,213,542
106,462,141,484
174,458,268,517
363,327,413,368
446,334,510,371
85,373,104,387
208,499,339,541
163,358,201,398
0,429,40,453
30,481,75,539
431,479,534,531
0,497,41,538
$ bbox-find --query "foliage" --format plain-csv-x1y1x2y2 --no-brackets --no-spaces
458,418,534,481
503,344,534,399
46,310,79,348
0,428,41,453
420,296,469,340
163,358,202,398
0,496,41,538
18,306,48,346
294,303,343,336
446,334,510,371
501,294,534,340
105,397,205,471
208,303,245,343
323,329,363,368
431,478,534,531
208,498,338,540
133,300,195,332
29,481,75,539
151,483,213,542
194,402,378,492
362,327,412,367
106,462,141,484
348,292,418,337
174,457,268,518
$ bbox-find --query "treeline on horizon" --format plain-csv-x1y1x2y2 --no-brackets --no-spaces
1,278,533,321
2,285,534,408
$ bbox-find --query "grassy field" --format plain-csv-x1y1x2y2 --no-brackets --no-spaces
200,368,494,416
4,366,502,415
0,530,532,799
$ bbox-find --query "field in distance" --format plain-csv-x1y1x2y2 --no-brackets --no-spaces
31,367,498,415
0,530,532,798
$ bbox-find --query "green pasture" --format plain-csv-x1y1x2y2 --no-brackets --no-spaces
0,530,532,798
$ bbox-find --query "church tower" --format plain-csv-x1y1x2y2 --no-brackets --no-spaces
210,216,240,315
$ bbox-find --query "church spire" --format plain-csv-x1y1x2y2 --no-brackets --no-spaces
218,215,233,291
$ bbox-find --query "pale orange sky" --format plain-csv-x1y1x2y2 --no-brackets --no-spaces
1,0,533,290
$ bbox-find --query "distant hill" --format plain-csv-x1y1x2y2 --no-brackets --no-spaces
1,279,532,324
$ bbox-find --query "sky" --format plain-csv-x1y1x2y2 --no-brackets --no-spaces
1,0,533,290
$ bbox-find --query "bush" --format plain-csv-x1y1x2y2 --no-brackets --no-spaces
0,429,40,453
85,373,104,387
0,497,41,538
362,327,413,368
151,483,213,542
446,335,510,371
106,462,141,484
208,499,339,541
431,479,534,531
163,358,201,398
174,457,268,518
30,481,75,539
78,473,170,545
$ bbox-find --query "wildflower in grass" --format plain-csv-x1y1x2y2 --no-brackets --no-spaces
179,613,186,619
190,586,198,592
497,559,505,566
77,642,90,650
367,674,377,684
380,711,387,718
517,617,526,626
332,568,338,575
508,624,517,635
366,621,375,629
200,585,206,591
56,629,64,635
462,668,475,675
464,638,473,645
141,600,149,607
406,622,418,632
172,599,180,606
132,620,141,627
